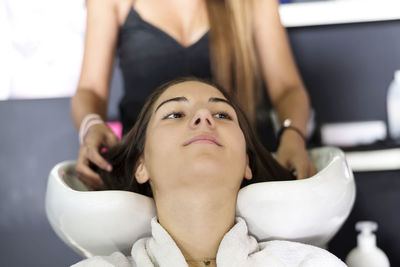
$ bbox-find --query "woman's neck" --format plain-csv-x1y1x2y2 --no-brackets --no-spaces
155,189,237,263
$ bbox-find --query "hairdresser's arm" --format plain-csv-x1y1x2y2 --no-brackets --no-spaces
71,0,120,189
252,0,316,179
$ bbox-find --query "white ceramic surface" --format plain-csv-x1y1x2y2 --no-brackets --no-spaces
237,147,355,248
45,147,355,257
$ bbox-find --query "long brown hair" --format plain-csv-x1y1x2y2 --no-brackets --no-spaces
93,77,294,197
206,0,261,125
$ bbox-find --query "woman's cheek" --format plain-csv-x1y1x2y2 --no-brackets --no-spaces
148,127,180,159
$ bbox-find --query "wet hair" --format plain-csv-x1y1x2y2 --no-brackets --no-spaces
93,77,294,197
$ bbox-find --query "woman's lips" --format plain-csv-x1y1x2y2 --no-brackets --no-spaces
183,134,222,146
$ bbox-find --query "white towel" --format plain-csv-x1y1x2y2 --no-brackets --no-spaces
72,217,347,267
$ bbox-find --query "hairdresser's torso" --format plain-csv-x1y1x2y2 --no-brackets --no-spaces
117,0,209,47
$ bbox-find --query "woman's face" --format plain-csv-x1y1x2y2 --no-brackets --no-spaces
135,81,252,195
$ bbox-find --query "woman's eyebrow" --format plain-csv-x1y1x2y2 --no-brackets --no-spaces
155,96,188,112
154,96,233,113
209,97,234,109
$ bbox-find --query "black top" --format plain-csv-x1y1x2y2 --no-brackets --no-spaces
117,8,212,133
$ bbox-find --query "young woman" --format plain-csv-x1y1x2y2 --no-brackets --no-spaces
72,78,345,267
71,0,316,190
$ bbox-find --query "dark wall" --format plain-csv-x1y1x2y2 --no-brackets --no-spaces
0,66,123,266
288,20,400,124
0,20,399,266
0,98,81,266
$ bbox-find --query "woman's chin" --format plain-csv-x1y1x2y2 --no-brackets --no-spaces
186,153,225,167
182,160,239,183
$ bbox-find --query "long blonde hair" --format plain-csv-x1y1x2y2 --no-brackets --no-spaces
206,0,262,125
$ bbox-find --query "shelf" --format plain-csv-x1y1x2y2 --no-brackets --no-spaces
345,148,400,172
279,0,400,27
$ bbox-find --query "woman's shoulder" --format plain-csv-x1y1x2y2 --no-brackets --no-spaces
71,251,135,267
255,240,347,267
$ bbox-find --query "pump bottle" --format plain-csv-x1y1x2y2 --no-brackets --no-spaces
345,221,390,267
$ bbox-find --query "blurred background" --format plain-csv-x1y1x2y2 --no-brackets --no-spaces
1,0,400,266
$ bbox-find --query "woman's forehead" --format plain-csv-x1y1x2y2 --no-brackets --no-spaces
156,81,226,104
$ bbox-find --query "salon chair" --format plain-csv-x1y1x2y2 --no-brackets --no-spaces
45,146,355,258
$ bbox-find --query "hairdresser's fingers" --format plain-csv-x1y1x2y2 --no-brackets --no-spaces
294,157,317,180
309,161,318,177
83,125,115,169
302,155,318,178
85,143,113,172
76,150,105,189
84,125,113,169
293,161,309,180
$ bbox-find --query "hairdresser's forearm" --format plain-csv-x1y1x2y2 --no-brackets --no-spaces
272,86,310,136
71,89,108,131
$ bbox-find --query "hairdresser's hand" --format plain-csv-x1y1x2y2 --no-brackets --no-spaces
76,124,119,190
276,130,317,179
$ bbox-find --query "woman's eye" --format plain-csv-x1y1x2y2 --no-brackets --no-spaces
164,112,184,119
214,112,232,120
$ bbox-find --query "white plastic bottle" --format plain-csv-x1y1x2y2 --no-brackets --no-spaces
387,70,400,140
345,221,390,267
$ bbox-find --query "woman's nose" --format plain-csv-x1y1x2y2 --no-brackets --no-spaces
190,109,215,129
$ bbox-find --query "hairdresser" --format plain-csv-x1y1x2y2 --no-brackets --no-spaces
71,0,316,190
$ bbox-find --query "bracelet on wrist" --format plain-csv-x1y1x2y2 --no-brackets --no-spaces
277,119,306,144
79,114,104,145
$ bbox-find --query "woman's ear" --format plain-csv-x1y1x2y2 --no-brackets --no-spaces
135,157,150,184
244,155,253,180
